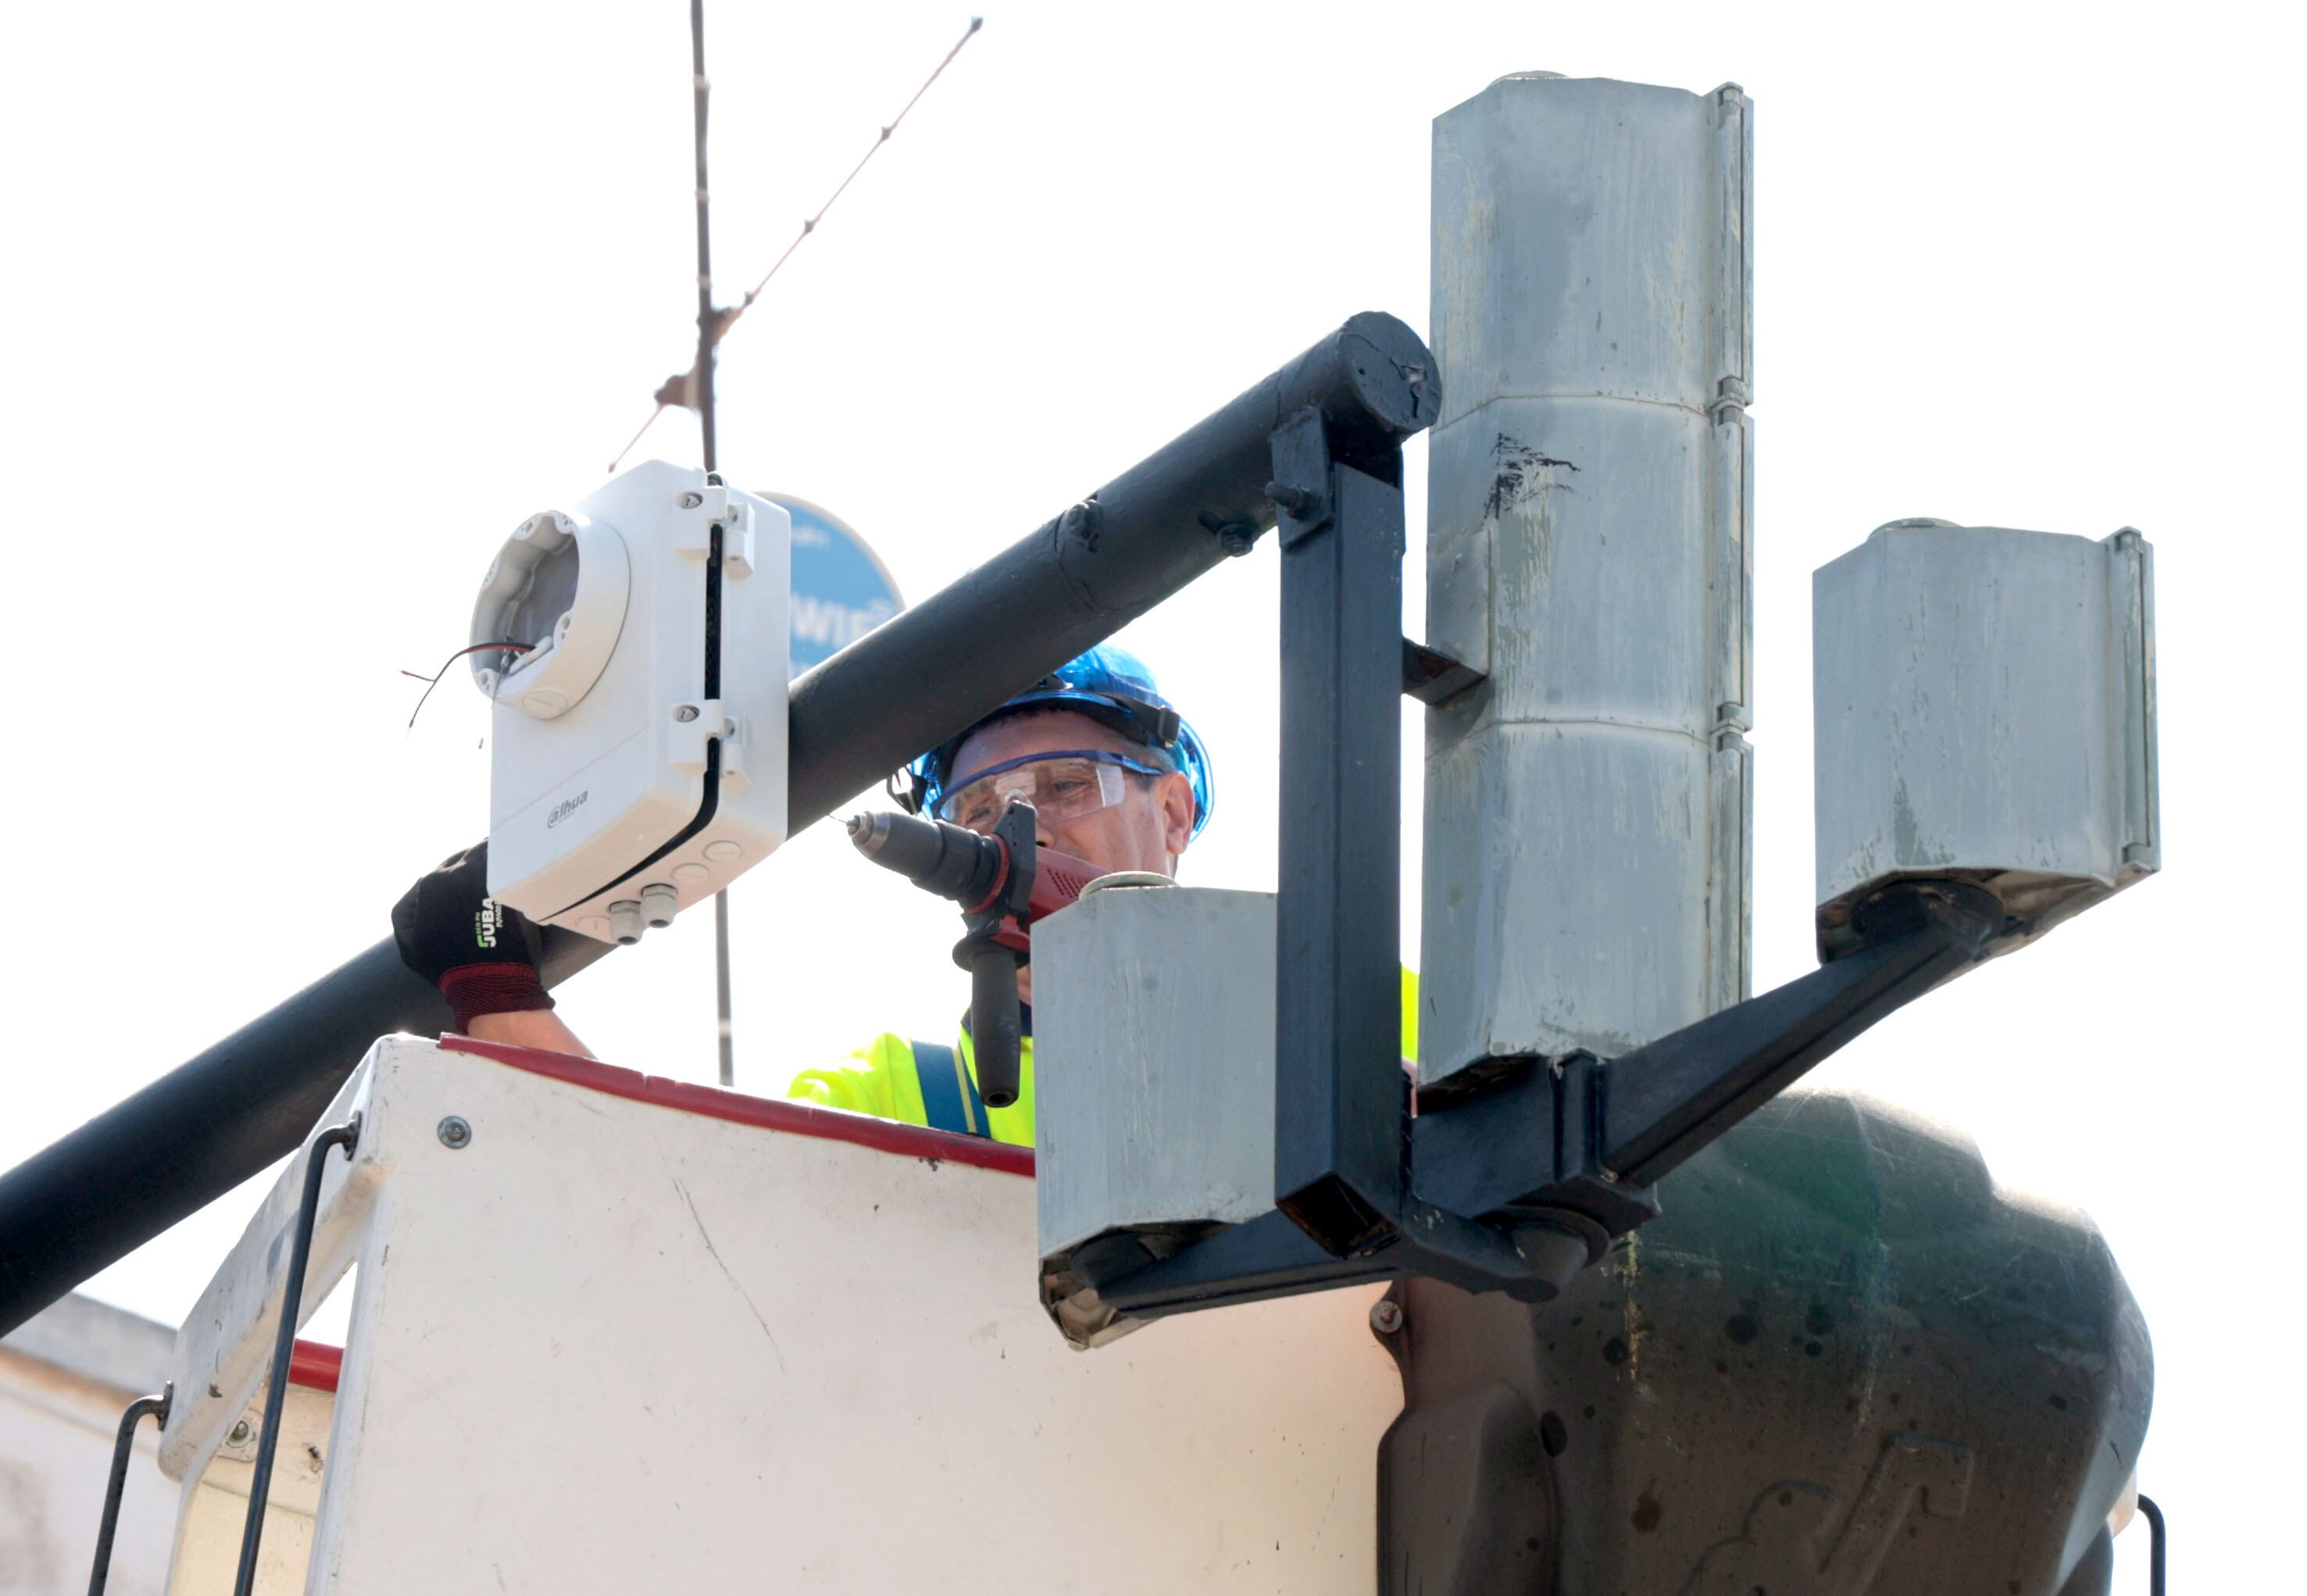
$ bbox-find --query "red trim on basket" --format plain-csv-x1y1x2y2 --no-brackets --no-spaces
288,1339,342,1393
440,1035,1036,1177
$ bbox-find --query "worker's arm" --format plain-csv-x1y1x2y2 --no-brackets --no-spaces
392,842,588,1056
470,1008,593,1057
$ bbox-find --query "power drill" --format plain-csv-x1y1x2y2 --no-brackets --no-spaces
846,803,1102,1110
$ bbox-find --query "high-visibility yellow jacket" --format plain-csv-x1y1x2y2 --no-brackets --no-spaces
789,1029,1037,1144
787,969,1420,1148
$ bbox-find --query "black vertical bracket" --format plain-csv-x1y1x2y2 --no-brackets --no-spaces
1270,407,1407,1255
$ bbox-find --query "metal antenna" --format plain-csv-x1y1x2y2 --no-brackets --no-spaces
691,0,720,479
641,9,986,1087
687,0,738,1091
607,14,984,474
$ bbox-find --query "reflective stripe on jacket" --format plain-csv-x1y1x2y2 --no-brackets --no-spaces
787,1031,1037,1147
785,969,1418,1149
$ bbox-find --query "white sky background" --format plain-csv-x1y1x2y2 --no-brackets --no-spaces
2,0,2296,1584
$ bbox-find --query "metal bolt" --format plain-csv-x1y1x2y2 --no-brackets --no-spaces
1059,501,1100,548
1218,525,1258,557
437,1116,473,1150
1265,480,1316,515
1370,1298,1405,1335
678,491,704,509
673,705,700,722
227,1418,252,1446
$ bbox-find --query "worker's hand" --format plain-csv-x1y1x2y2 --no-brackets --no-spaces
391,841,555,1034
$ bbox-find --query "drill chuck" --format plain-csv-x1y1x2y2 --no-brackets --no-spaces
848,810,1004,908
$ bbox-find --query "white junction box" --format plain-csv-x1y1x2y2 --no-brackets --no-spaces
476,459,791,944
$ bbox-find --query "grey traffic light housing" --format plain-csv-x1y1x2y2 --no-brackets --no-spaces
1032,468,2162,1348
1812,521,2159,961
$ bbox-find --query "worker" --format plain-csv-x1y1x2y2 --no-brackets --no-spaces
391,645,1207,1147
784,644,1216,1143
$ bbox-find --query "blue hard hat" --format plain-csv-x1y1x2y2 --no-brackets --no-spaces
902,644,1215,837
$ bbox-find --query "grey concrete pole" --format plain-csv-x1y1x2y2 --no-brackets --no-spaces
1420,74,1753,1085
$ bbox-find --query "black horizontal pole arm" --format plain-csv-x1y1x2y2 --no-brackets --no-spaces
1596,879,2002,1188
0,314,1438,1339
1097,879,2007,1321
1412,878,2005,1231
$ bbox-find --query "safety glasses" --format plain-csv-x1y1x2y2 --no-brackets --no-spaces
937,748,1170,834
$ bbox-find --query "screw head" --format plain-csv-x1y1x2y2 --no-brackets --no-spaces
678,491,704,509
1265,480,1317,516
437,1116,473,1150
227,1418,253,1446
1370,1298,1405,1335
1219,526,1258,557
673,705,700,722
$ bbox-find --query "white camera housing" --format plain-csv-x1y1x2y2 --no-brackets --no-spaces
477,460,791,944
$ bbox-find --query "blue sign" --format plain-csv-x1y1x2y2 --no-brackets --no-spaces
762,492,904,674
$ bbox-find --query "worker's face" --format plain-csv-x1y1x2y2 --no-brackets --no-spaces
948,709,1195,879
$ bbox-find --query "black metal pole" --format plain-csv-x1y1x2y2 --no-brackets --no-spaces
784,311,1433,825
0,311,1437,1339
0,940,441,1344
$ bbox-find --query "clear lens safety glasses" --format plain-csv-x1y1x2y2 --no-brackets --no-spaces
937,749,1165,834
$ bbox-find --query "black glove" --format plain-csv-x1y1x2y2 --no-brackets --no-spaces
391,841,555,1034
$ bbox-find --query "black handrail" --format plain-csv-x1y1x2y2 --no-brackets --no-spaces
232,1116,360,1596
2137,1494,2167,1595
85,1383,172,1595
